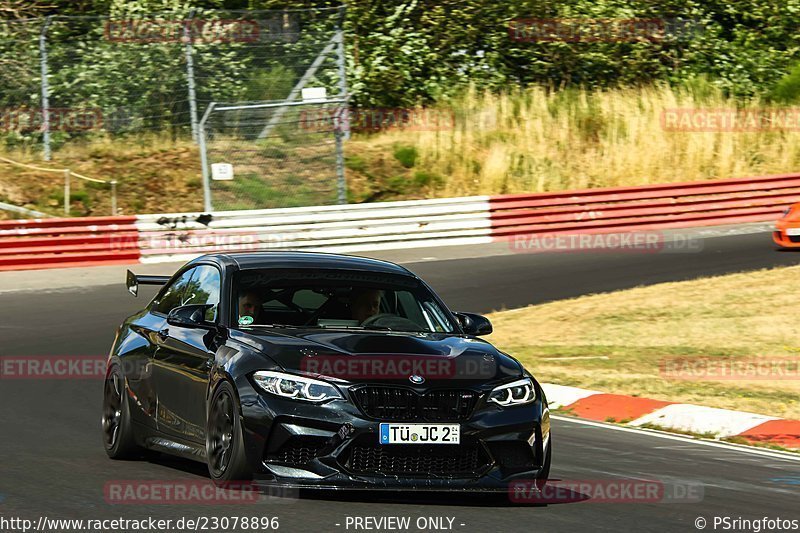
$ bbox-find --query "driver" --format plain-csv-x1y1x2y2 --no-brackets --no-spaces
238,290,264,324
350,288,382,323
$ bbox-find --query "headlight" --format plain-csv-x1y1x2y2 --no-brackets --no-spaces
253,371,343,403
488,378,536,406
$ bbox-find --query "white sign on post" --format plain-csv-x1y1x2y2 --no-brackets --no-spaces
211,163,234,181
301,87,327,102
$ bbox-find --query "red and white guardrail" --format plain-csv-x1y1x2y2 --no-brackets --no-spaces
1,172,799,271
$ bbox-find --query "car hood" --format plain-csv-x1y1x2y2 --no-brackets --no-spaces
231,329,524,387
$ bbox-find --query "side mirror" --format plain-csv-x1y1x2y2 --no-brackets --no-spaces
167,304,215,329
455,312,493,336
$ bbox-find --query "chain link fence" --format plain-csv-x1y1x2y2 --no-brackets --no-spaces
193,7,348,211
201,100,347,212
0,6,347,212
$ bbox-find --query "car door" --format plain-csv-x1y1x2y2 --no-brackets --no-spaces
152,264,223,444
126,267,196,432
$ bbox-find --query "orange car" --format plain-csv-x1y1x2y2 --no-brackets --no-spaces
774,203,800,248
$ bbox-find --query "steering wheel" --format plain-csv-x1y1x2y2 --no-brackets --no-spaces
361,313,422,331
360,313,397,327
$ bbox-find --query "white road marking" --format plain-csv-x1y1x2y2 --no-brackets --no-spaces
542,356,610,361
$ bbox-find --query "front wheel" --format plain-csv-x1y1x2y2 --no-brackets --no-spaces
102,363,144,459
206,381,252,485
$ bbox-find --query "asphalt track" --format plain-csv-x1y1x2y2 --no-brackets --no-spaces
1,227,799,532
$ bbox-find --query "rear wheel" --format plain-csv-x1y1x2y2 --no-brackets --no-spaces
206,381,252,485
102,363,143,459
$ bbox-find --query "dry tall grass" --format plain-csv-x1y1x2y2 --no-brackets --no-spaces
371,84,800,196
5,83,800,217
486,266,800,419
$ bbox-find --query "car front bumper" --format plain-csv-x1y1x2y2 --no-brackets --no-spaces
236,378,550,492
773,222,800,248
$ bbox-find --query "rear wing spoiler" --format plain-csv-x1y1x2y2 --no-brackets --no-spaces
126,269,170,297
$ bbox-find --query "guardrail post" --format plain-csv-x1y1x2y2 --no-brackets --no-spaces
39,16,53,161
63,169,70,216
111,180,118,215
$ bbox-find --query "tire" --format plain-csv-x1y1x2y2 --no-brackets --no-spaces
102,362,144,459
206,381,252,485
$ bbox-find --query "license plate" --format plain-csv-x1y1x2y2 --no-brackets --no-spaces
379,423,460,444
787,228,800,236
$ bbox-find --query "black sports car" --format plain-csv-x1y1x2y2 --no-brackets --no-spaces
103,252,551,491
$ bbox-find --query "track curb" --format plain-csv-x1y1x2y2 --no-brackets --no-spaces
542,383,800,450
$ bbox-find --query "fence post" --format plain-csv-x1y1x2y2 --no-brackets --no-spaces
334,8,349,204
39,16,53,161
334,128,346,205
335,11,350,141
198,102,216,212
111,180,118,215
184,9,200,142
63,169,70,216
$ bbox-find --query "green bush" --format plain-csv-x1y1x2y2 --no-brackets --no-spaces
393,145,418,168
770,64,800,104
345,155,366,172
412,170,443,188
387,175,409,193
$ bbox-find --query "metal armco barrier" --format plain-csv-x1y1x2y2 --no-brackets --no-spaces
1,173,799,271
135,197,493,263
0,216,140,271
488,173,800,237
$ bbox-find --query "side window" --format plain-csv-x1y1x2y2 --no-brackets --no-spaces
154,268,196,315
397,291,429,330
182,265,221,322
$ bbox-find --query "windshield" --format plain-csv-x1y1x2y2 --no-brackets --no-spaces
232,268,456,333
